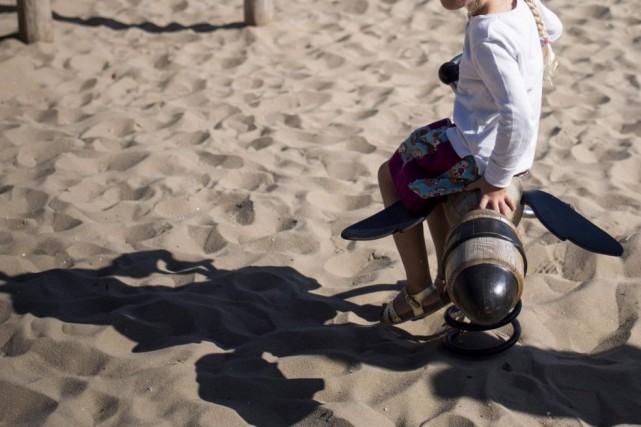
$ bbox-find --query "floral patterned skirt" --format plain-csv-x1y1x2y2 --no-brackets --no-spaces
389,118,480,213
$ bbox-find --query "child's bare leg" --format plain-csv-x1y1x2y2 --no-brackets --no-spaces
426,203,449,294
378,161,441,311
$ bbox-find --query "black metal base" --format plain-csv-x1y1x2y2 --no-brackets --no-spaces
443,300,522,357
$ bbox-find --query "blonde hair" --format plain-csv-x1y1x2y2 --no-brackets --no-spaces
523,0,558,84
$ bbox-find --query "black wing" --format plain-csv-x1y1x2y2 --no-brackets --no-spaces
521,190,623,257
341,201,439,241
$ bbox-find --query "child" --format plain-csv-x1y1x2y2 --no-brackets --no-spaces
379,0,562,324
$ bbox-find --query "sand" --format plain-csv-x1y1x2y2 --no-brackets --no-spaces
0,0,640,425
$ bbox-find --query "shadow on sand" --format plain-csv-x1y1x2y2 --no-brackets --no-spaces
0,5,245,42
1,250,640,425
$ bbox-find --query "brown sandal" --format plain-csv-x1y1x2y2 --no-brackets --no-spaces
380,281,449,325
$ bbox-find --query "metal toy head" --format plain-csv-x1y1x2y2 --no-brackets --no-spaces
442,186,526,325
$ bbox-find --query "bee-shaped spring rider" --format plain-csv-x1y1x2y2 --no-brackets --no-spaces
341,56,623,356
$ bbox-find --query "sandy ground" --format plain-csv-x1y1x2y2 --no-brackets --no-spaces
0,0,640,425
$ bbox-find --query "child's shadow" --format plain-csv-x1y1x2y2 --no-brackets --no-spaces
0,250,443,425
2,250,641,426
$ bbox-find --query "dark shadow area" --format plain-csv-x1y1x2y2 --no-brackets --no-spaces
0,250,387,353
0,250,441,425
0,5,246,37
1,249,640,426
0,5,18,41
431,344,641,425
50,12,246,33
0,32,17,42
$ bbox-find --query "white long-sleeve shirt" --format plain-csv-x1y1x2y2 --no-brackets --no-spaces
446,0,563,188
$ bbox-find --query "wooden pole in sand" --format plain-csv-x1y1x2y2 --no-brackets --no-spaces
17,0,53,43
244,0,273,26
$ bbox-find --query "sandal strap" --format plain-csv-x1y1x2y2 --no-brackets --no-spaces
382,303,403,324
403,284,438,317
434,275,451,305
380,282,449,325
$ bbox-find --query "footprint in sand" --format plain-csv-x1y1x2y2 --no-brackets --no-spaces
197,152,244,169
621,120,641,136
65,53,109,76
306,191,371,213
124,221,173,244
172,131,211,147
27,108,89,126
0,187,48,216
66,242,111,260
321,152,371,182
248,136,274,151
579,4,611,19
104,151,150,173
0,381,58,424
154,197,207,221
52,212,82,232
324,248,392,279
201,226,228,254
340,137,376,154
233,199,254,226
81,118,139,140
216,170,274,192
14,136,78,169
117,182,155,202
611,157,641,190
333,0,369,14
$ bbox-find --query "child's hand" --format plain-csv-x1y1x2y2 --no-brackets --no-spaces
464,177,516,216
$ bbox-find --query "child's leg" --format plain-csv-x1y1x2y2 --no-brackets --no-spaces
378,161,442,311
426,203,449,294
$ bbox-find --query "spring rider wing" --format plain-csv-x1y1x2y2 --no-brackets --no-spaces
521,190,623,256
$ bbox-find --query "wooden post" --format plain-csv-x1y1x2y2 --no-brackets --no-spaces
17,0,53,43
244,0,273,26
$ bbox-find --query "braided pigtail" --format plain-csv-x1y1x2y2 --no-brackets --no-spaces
524,0,558,84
